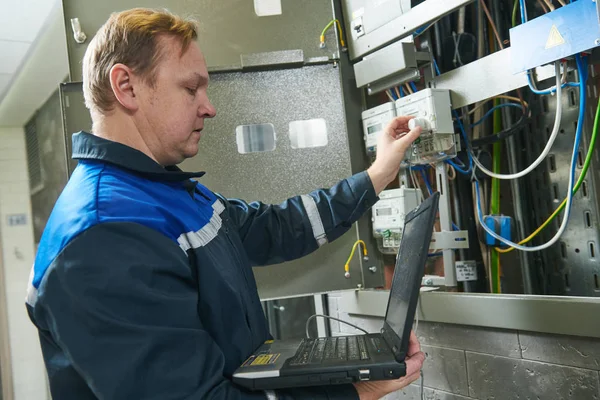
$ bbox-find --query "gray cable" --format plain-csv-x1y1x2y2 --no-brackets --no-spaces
420,370,425,400
305,314,369,339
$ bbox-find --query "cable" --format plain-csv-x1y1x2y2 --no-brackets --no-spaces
405,83,414,94
537,0,550,13
471,103,524,127
410,81,418,93
479,54,587,252
386,90,395,102
479,0,503,50
344,240,368,278
320,19,345,48
467,96,528,116
497,55,593,253
394,87,401,99
420,170,433,195
471,62,562,180
469,106,529,148
305,314,369,339
447,163,457,180
512,0,519,27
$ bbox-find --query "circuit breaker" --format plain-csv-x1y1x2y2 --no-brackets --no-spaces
361,102,396,157
372,187,421,254
395,89,457,165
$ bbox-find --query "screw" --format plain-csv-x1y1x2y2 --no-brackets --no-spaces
369,266,377,273
424,278,434,286
357,284,363,289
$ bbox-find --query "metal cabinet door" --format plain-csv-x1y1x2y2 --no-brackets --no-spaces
62,0,341,80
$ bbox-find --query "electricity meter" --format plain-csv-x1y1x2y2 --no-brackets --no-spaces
372,187,421,254
395,89,457,165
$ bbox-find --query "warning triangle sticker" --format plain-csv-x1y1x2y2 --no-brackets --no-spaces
545,25,565,49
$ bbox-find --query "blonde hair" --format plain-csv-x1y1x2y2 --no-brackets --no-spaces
82,8,198,114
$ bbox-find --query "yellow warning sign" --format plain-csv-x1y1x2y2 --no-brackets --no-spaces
241,353,281,368
545,25,565,49
250,353,280,366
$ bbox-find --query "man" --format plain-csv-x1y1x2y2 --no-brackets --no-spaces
26,8,424,400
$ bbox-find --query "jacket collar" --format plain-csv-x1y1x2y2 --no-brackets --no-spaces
71,131,205,181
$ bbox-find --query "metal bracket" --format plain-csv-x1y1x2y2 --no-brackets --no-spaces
431,231,470,250
436,162,458,287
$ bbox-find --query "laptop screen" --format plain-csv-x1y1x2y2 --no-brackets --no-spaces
383,199,434,342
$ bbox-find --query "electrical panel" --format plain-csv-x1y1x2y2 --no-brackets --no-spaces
361,102,396,157
395,89,456,165
372,187,421,254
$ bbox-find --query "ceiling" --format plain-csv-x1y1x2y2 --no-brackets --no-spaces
0,0,60,102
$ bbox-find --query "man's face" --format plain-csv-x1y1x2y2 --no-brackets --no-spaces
135,36,216,166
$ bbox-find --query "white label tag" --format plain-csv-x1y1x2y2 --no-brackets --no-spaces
456,262,477,282
254,0,282,16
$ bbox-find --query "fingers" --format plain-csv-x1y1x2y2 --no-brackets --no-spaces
405,351,426,377
388,115,415,131
392,125,422,154
400,370,422,386
407,331,421,356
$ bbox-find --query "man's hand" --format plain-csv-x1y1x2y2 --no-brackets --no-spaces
352,331,425,400
367,116,422,195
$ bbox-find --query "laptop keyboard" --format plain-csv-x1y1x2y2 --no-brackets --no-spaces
289,336,373,366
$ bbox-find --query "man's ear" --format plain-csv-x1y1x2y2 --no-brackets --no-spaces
109,64,139,111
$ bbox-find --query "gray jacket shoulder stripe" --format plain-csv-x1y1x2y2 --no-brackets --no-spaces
178,200,226,252
300,195,328,247
264,390,278,400
26,266,38,306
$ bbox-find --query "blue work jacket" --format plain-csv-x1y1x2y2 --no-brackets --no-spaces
26,131,378,399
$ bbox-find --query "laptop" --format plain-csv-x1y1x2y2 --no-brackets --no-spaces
233,192,440,390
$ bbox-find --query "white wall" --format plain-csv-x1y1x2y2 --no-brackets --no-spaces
0,1,68,127
0,127,48,400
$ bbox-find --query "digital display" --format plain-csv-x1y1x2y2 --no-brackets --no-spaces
384,209,428,341
376,208,392,216
367,123,382,135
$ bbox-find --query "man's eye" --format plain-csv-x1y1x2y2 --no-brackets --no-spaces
186,87,196,95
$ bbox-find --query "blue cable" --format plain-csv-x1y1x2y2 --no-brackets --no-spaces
432,58,441,76
471,103,524,127
519,0,528,23
420,170,434,195
428,252,443,257
452,109,474,174
410,82,418,93
389,90,398,101
399,86,405,97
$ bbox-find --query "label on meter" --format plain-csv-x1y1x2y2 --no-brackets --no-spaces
456,261,478,282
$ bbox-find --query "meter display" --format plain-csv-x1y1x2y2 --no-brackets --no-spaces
372,187,421,254
361,102,396,157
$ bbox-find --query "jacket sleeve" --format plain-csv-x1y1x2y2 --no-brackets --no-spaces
34,222,358,400
218,171,378,266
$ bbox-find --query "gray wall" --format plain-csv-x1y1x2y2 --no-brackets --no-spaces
29,88,68,243
327,292,600,400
